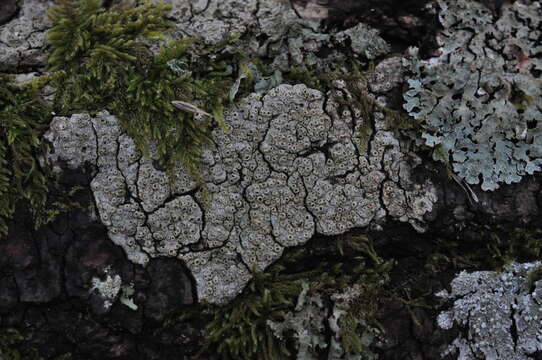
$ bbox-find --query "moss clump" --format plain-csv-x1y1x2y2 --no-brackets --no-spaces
0,75,51,237
426,226,542,275
325,62,416,154
47,0,243,172
282,65,326,92
335,235,391,356
182,234,392,360
0,328,25,360
198,271,300,360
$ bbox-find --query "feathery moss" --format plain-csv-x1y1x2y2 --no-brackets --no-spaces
47,0,244,172
181,234,393,360
0,75,51,237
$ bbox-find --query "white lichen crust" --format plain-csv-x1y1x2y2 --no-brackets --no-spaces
45,84,436,304
90,266,122,311
438,262,542,359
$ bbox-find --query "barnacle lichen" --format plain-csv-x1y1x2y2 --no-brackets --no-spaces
45,83,436,304
403,0,542,191
437,262,542,359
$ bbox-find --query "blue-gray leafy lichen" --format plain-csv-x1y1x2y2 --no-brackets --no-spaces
44,83,436,304
403,0,542,191
437,262,542,359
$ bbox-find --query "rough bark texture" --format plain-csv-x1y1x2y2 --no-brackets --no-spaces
1,0,541,359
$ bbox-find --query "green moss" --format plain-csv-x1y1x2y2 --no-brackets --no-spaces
427,226,542,274
0,75,52,238
0,328,71,360
335,234,392,356
339,286,383,357
282,66,325,92
35,185,86,228
0,328,25,360
197,271,299,360
47,0,244,173
339,62,419,153
176,234,392,360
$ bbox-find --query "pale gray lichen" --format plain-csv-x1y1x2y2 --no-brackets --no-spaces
437,262,542,359
267,282,328,359
369,57,404,94
267,283,379,360
90,266,122,311
166,0,279,45
0,0,51,71
164,0,389,91
168,0,313,91
334,23,390,60
45,84,436,304
403,0,542,191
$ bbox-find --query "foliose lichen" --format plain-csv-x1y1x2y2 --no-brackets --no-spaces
167,0,390,94
437,262,542,359
403,0,542,191
334,23,390,60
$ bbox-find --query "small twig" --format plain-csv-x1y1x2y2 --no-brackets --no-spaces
171,100,211,117
451,173,479,205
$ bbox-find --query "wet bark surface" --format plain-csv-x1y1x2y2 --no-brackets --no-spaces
2,162,541,358
0,169,202,359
